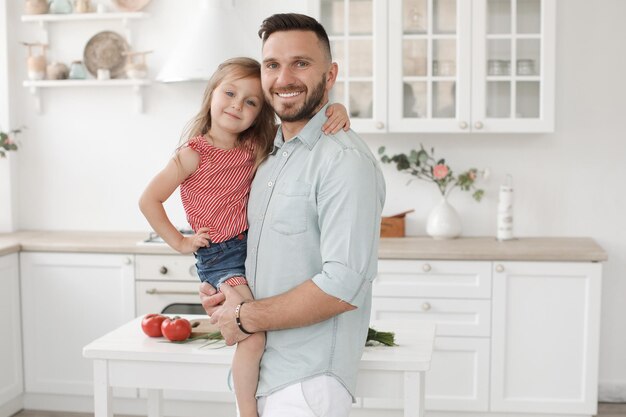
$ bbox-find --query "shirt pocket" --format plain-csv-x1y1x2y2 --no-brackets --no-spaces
270,181,311,235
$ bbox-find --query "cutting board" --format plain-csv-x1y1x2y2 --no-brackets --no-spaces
189,318,220,336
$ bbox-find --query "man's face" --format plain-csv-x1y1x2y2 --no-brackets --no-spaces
261,30,337,123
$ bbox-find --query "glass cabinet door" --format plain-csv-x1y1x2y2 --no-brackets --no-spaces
388,0,472,132
471,0,555,132
318,0,387,132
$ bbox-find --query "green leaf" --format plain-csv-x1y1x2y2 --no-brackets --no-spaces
378,146,386,155
417,149,428,164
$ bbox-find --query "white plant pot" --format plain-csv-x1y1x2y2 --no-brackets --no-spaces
426,197,461,239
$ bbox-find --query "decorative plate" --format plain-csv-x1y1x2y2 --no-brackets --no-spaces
111,0,151,12
83,31,130,78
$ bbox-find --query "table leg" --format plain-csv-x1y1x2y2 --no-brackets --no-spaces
93,360,112,417
404,371,425,417
147,389,164,417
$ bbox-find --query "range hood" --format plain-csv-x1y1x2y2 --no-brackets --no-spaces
156,0,259,83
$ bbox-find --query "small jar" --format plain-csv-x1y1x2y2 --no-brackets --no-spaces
488,60,510,76
74,0,91,13
49,0,73,14
517,59,535,75
69,60,87,79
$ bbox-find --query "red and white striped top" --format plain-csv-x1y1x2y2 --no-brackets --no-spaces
180,136,255,243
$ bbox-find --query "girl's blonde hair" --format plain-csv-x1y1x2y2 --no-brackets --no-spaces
180,57,276,166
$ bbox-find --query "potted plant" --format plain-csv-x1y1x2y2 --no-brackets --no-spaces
378,145,487,239
0,128,21,158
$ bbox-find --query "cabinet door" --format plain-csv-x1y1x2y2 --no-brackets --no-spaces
471,0,556,132
388,0,472,132
20,252,135,396
316,0,388,132
491,261,601,414
0,253,23,412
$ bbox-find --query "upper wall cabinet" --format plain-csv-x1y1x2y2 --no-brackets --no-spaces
313,0,555,133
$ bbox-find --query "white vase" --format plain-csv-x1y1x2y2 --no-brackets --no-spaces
426,196,461,239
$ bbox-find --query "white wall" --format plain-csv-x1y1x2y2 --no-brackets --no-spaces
4,0,626,401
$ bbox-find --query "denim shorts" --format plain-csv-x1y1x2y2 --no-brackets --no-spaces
194,231,247,289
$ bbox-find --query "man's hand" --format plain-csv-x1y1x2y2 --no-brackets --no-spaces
208,284,249,346
199,281,224,316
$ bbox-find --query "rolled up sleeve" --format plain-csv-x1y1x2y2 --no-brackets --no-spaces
311,146,385,307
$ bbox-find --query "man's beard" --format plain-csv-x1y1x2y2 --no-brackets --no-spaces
268,75,326,123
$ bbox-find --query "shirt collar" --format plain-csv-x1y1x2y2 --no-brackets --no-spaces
272,103,329,151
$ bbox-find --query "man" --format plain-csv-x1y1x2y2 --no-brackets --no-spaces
201,13,386,417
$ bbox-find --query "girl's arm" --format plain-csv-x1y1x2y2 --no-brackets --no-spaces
322,103,351,135
138,146,210,254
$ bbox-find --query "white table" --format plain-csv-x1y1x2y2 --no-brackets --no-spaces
83,316,435,417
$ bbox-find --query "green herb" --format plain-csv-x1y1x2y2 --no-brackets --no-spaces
366,327,397,346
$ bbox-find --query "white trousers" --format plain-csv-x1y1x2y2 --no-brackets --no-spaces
257,375,352,417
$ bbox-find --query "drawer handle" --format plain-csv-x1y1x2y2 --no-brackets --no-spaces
422,263,432,272
421,302,431,311
159,266,168,275
495,264,505,273
145,288,198,296
189,265,197,276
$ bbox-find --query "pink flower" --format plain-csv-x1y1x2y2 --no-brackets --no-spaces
468,170,477,180
433,164,449,179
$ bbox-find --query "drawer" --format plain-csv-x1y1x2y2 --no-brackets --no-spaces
374,260,492,299
135,254,198,281
371,297,491,337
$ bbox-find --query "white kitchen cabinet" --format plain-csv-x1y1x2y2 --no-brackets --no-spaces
371,258,602,416
371,259,492,411
314,0,555,133
19,252,135,399
491,261,602,415
0,253,23,417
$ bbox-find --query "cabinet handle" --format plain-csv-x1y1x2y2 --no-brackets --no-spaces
458,121,468,130
422,263,431,272
474,121,484,130
376,121,385,130
421,302,431,311
145,288,197,296
124,257,132,265
159,266,168,275
495,264,505,273
189,265,197,276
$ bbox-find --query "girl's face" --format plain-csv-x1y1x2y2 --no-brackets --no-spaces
210,75,264,136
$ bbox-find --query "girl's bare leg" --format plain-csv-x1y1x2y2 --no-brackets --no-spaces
230,283,265,417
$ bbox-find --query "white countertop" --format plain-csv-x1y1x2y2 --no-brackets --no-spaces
0,230,608,262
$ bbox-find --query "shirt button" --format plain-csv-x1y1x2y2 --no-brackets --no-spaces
268,181,273,187
282,151,288,157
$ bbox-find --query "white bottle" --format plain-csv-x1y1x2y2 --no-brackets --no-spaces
497,175,514,241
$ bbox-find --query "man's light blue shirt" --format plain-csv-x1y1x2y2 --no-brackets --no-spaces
245,104,386,399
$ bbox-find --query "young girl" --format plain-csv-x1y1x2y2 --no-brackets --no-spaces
139,57,350,417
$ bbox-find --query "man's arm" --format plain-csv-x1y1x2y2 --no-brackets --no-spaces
206,280,354,345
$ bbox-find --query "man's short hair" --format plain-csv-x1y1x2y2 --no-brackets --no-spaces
258,13,332,62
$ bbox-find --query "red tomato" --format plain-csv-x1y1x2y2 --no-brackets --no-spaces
141,314,167,337
161,316,192,341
